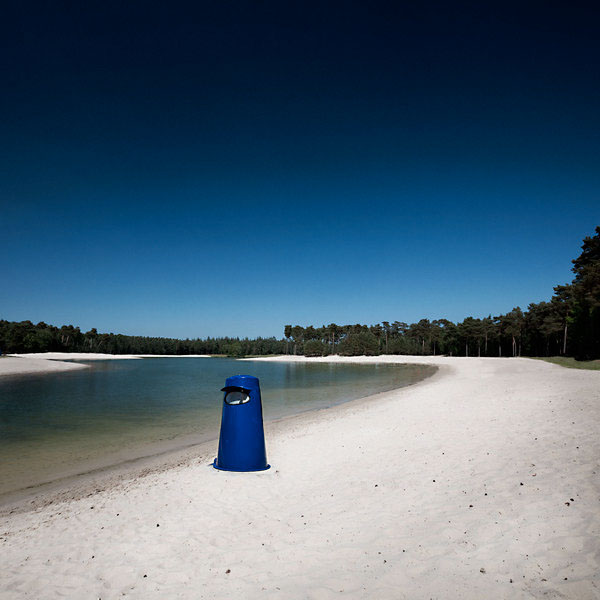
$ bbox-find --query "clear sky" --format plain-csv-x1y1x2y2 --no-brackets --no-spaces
1,2,599,338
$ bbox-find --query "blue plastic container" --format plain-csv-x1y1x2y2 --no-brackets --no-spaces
213,374,270,472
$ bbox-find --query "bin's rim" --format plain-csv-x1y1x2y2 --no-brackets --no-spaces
213,458,271,472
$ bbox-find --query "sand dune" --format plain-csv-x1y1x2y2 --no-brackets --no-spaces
1,356,599,599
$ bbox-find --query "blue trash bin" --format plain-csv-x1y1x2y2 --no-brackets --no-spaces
213,374,270,472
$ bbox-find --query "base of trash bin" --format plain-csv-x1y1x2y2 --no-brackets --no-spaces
212,458,271,472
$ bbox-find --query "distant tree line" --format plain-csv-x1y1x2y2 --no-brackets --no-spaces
1,227,598,360
0,323,286,358
284,226,600,360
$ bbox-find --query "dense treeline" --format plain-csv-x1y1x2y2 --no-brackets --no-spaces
0,323,286,358
284,226,600,359
1,227,598,360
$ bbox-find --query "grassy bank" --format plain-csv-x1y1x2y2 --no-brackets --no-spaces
534,356,600,370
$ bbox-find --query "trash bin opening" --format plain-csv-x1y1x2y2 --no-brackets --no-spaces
224,391,250,405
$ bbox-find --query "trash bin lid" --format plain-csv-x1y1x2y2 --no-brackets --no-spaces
221,385,251,394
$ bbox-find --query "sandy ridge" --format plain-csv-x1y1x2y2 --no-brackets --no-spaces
0,356,89,377
0,353,213,378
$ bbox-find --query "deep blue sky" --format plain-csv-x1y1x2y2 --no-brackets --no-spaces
1,2,599,338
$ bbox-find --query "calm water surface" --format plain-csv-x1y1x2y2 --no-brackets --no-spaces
0,358,435,497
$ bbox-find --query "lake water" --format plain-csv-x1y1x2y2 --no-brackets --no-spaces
0,358,435,500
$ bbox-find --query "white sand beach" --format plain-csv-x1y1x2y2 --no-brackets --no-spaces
0,356,89,377
1,355,599,599
1,353,213,377
8,353,145,360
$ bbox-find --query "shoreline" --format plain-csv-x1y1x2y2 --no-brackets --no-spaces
0,356,90,377
0,353,213,378
0,358,439,513
2,356,599,598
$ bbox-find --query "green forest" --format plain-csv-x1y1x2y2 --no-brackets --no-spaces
1,226,599,360
0,325,285,358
